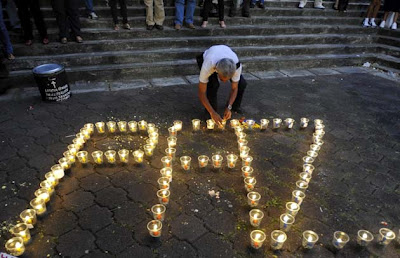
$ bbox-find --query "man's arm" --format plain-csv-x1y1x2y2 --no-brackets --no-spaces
223,81,238,120
198,82,222,125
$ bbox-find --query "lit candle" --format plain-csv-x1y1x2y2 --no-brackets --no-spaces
270,230,287,250
80,128,90,140
300,117,309,128
286,202,300,217
167,136,177,148
173,120,183,131
246,119,255,130
147,220,162,237
84,123,94,135
10,223,31,244
314,119,324,126
212,154,223,168
244,177,256,192
138,120,147,131
147,123,157,134
284,118,295,129
260,119,269,130
20,209,37,228
76,151,89,164
144,144,154,157
180,156,191,171
314,139,324,146
249,209,264,227
291,190,306,205
279,213,295,232
117,121,127,133
332,231,350,249
299,172,312,183
5,237,25,256
95,122,106,134
106,121,117,133
230,119,240,129
161,156,172,168
192,119,201,131
67,144,78,155
357,230,374,247
234,126,244,135
51,164,64,179
133,150,144,164
302,156,315,165
378,228,396,246
165,148,176,160
160,167,173,182
157,177,170,190
247,192,261,207
236,132,247,140
296,180,309,191
303,164,315,174
40,180,54,195
75,133,86,142
146,138,157,149
240,146,250,159
117,149,129,163
237,139,248,149
315,123,325,133
206,119,215,130
72,138,84,150
241,166,254,178
157,189,170,205
250,230,266,249
310,144,321,152
63,151,76,164
30,198,46,215
302,230,319,249
59,157,71,170
35,188,50,203
91,151,104,165
218,120,226,130
272,118,282,129
242,156,253,167
168,126,177,137
226,154,238,168
307,150,318,158
198,155,209,168
128,121,138,133
44,172,58,188
313,132,325,142
151,204,166,221
105,150,117,164
149,132,159,144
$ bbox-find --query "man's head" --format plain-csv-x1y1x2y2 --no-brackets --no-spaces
216,58,236,82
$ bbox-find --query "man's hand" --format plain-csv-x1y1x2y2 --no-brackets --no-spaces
223,108,232,120
210,111,223,126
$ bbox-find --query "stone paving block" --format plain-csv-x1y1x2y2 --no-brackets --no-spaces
95,224,135,255
333,66,369,74
70,81,109,94
170,214,208,242
58,176,80,196
193,233,234,257
95,187,128,209
279,69,316,77
83,249,114,258
151,77,188,87
62,190,95,212
157,238,197,258
41,210,77,236
113,201,148,226
203,209,236,235
78,205,113,232
242,72,260,80
308,68,341,75
178,194,214,218
185,75,199,84
57,229,96,257
25,235,57,258
251,70,287,79
110,79,150,91
80,173,111,192
126,182,158,204
118,244,154,258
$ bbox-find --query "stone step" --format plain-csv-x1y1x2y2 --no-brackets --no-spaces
376,35,400,48
375,54,400,70
8,43,379,71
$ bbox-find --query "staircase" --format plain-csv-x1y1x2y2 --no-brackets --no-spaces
3,0,400,88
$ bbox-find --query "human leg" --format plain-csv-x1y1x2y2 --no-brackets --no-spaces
218,0,224,21
232,75,247,111
185,0,197,25
108,0,119,24
66,0,82,38
51,0,68,39
118,0,129,24
206,73,220,111
145,0,155,25
154,0,165,25
202,0,212,22
29,0,48,41
5,0,21,29
0,1,13,57
15,0,34,42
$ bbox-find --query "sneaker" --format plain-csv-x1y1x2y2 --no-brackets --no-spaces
7,53,15,60
175,24,182,30
88,12,98,20
219,21,226,28
155,24,164,30
391,22,397,30
60,37,67,44
298,2,306,8
370,20,377,28
75,36,83,43
379,20,385,28
201,21,208,28
147,24,154,30
362,19,371,27
187,23,195,29
314,4,325,9
122,23,131,30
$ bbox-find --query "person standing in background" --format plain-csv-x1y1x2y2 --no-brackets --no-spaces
4,0,21,31
174,0,196,30
0,0,15,60
144,0,165,30
51,0,83,43
85,0,99,19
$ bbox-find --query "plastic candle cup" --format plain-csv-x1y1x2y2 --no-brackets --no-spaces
230,119,240,129
104,150,117,164
236,132,247,140
35,188,50,203
234,126,244,136
59,157,71,170
173,120,183,131
192,119,201,131
127,121,137,133
76,133,86,142
240,146,250,159
315,123,325,132
241,166,254,178
198,155,209,168
20,209,37,228
310,144,321,152
284,118,295,129
272,118,282,129
45,172,59,187
313,132,325,142
144,144,154,157
307,150,318,159
378,228,396,246
161,156,172,168
237,139,248,149
92,151,104,165
218,120,226,130
40,180,54,195
147,220,162,237
138,120,147,132
212,154,223,169
95,122,106,134
146,138,157,149
314,139,324,146
292,190,306,205
332,231,350,249
149,132,159,144
63,151,76,164
303,156,315,165
357,230,374,247
299,172,312,183
270,230,287,250
51,164,64,179
10,223,31,244
247,192,261,207
157,177,170,190
165,148,176,160
226,154,238,169
242,156,253,167
300,118,309,128
286,202,300,217
260,119,269,130
167,136,177,148
160,167,173,182
147,123,156,134
180,156,191,171
77,151,89,164
303,164,315,175
250,230,266,249
80,128,90,140
206,119,215,130
67,144,78,156
151,204,166,221
30,198,46,215
5,237,25,256
106,121,117,133
302,230,319,249
84,123,94,135
296,180,309,191
314,119,324,126
72,138,84,150
246,119,255,130
133,150,144,164
397,229,400,244
244,177,257,192
117,121,127,133
157,189,170,205
249,209,264,227
280,213,295,232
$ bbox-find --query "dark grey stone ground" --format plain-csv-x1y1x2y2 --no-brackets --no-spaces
0,71,399,257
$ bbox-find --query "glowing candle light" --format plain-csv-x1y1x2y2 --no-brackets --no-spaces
332,231,350,249
302,230,319,249
75,133,86,142
5,237,25,256
242,156,253,167
212,154,223,168
40,180,54,195
284,118,295,129
236,132,246,140
160,167,173,182
20,209,37,228
167,136,177,148
10,223,31,244
165,148,176,160
138,120,147,131
299,172,312,183
168,126,177,137
84,123,94,135
250,230,266,249
67,144,78,155
128,121,138,133
314,139,324,146
260,119,269,130
157,189,170,205
80,128,90,140
230,119,240,129
161,156,172,168
244,177,256,192
296,180,309,191
249,209,264,227
180,156,191,171
76,151,89,164
241,166,254,178
106,121,117,133
59,157,71,170
157,177,170,190
303,164,315,175
291,190,306,205
198,155,209,168
146,138,157,149
147,123,156,134
240,146,250,159
30,198,46,215
270,230,287,250
63,151,76,164
378,228,396,246
286,202,300,217
91,151,104,165
302,156,315,165
315,124,325,134
117,121,127,133
105,150,117,164
147,220,162,237
356,230,374,247
272,118,282,129
314,119,324,126
35,188,50,203
310,144,321,152
149,132,159,144
133,150,144,164
173,120,183,131
45,172,58,187
279,213,295,232
206,119,215,130
234,126,244,135
151,204,166,221
300,117,309,128
247,192,261,207
226,154,238,168
95,122,106,134
307,150,318,159
192,119,201,131
72,138,84,150
51,164,64,179
313,132,325,142
246,119,255,130
237,139,248,149
144,144,154,157
218,120,226,130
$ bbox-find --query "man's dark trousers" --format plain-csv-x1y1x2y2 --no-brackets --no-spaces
51,0,81,39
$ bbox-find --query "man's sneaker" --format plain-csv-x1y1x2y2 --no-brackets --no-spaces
362,18,370,27
391,22,397,30
122,23,131,30
379,20,385,28
88,12,98,20
314,4,325,9
175,24,182,30
370,20,377,28
298,2,305,8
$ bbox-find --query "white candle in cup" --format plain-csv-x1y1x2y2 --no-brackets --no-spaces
5,237,25,256
157,177,170,190
147,123,157,134
260,119,269,130
105,150,117,164
80,128,90,140
332,231,350,249
206,119,215,130
138,120,147,131
249,209,264,227
310,144,321,152
161,156,172,168
286,202,300,217
242,166,254,178
236,132,247,140
198,155,209,168
35,188,50,203
180,156,191,171
307,150,318,158
292,190,306,205
357,230,374,247
67,144,78,155
59,157,71,170
106,121,117,133
20,209,37,228
118,149,130,163
303,156,315,165
167,136,177,148
192,119,201,131
244,177,257,192
173,120,183,131
314,139,324,146
51,164,64,179
299,172,312,183
10,223,31,244
157,189,170,205
302,230,319,249
40,180,54,195
45,172,58,187
279,213,295,232
226,154,238,168
92,151,104,164
128,121,138,133
314,119,324,126
303,164,315,174
247,192,261,207
212,154,223,168
165,148,176,160
117,121,127,133
378,228,396,246
242,156,253,167
230,119,240,129
272,118,282,129
30,198,46,215
284,118,295,129
151,204,166,221
246,119,255,130
147,220,162,237
296,180,309,191
95,122,106,134
133,150,144,164
63,151,76,164
76,151,89,164
240,146,250,159
237,139,248,149
168,126,177,136
270,230,287,250
144,144,154,157
300,117,309,128
250,230,266,249
160,167,173,182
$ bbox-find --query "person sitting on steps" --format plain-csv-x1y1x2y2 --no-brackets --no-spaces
298,0,325,9
379,0,399,30
362,0,381,27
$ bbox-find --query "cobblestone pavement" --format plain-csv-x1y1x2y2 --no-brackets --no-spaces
0,70,399,257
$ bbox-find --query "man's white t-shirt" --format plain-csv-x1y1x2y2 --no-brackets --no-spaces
199,45,242,84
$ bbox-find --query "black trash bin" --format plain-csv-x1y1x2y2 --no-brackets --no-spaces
33,64,71,101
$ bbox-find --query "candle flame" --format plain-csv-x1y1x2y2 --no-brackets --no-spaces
15,242,22,249
277,234,285,242
308,236,313,242
337,238,342,243
295,191,300,197
387,232,393,237
153,224,158,230
252,195,257,199
290,203,298,210
249,178,254,183
254,213,258,219
255,233,261,240
362,233,368,239
283,215,289,222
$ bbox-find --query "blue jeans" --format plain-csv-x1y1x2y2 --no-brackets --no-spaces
0,1,13,55
175,0,196,25
251,0,264,4
85,0,95,13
